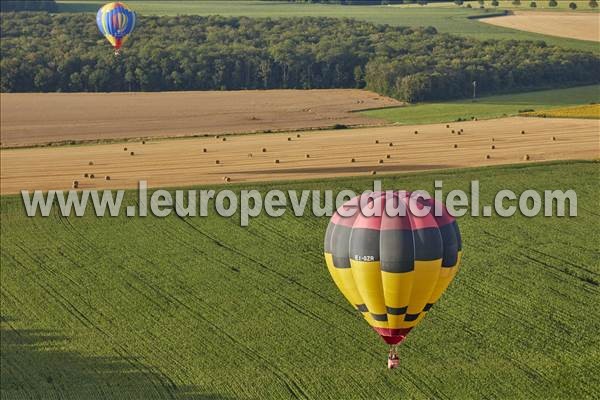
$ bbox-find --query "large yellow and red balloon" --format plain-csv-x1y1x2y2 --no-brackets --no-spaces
96,2,136,53
324,192,462,346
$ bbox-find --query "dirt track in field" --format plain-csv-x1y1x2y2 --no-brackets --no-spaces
1,117,597,194
0,90,400,148
481,11,600,42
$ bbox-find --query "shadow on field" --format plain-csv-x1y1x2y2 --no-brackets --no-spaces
0,316,232,400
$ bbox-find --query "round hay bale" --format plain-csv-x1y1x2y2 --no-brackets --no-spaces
370,170,376,175
491,138,495,142
491,145,496,150
274,159,280,164
90,174,95,179
485,154,491,160
379,159,384,164
84,173,89,178
457,132,462,136
296,134,301,138
453,144,458,149
130,151,135,156
386,154,391,159
552,136,557,141
521,130,525,135
203,148,207,153
224,177,231,183
215,160,220,165
350,158,356,163
414,130,418,135
446,124,450,128
451,130,455,134
287,137,292,141
142,141,146,145
305,154,310,159
88,161,94,166
375,140,379,144
123,147,128,151
262,148,267,152
388,142,393,147
523,154,530,161
215,135,220,139
72,180,79,189
105,175,111,181
248,153,253,158
222,137,227,142
460,129,464,133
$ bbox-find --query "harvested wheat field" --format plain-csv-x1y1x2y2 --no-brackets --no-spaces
0,89,400,148
482,12,600,42
1,117,598,194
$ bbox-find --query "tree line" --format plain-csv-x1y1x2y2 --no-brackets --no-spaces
1,13,598,102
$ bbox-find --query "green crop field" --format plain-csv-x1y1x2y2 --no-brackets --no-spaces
361,84,600,125
2,161,599,399
55,1,599,53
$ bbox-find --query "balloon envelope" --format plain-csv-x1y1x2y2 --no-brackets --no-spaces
96,2,136,51
324,192,462,345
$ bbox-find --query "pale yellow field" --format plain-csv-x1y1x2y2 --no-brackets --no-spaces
482,11,600,42
522,104,600,119
1,117,597,195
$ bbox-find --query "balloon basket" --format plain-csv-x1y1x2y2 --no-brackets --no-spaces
387,345,399,369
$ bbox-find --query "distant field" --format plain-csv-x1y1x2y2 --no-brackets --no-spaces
523,104,600,119
2,160,599,399
361,85,600,125
2,117,598,194
55,1,600,53
0,90,399,148
454,0,600,11
482,11,600,42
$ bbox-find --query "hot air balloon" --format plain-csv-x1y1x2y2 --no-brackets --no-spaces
324,191,462,369
96,2,136,55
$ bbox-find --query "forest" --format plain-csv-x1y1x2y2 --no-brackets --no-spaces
1,13,598,102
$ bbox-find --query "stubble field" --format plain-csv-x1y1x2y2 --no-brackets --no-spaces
1,117,598,194
0,90,399,148
481,11,600,42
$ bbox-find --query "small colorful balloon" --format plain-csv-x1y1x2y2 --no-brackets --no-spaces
96,2,136,55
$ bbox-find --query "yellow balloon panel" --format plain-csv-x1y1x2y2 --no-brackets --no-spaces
325,253,364,309
381,271,414,309
405,260,443,315
428,252,462,305
350,260,387,317
326,254,458,331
